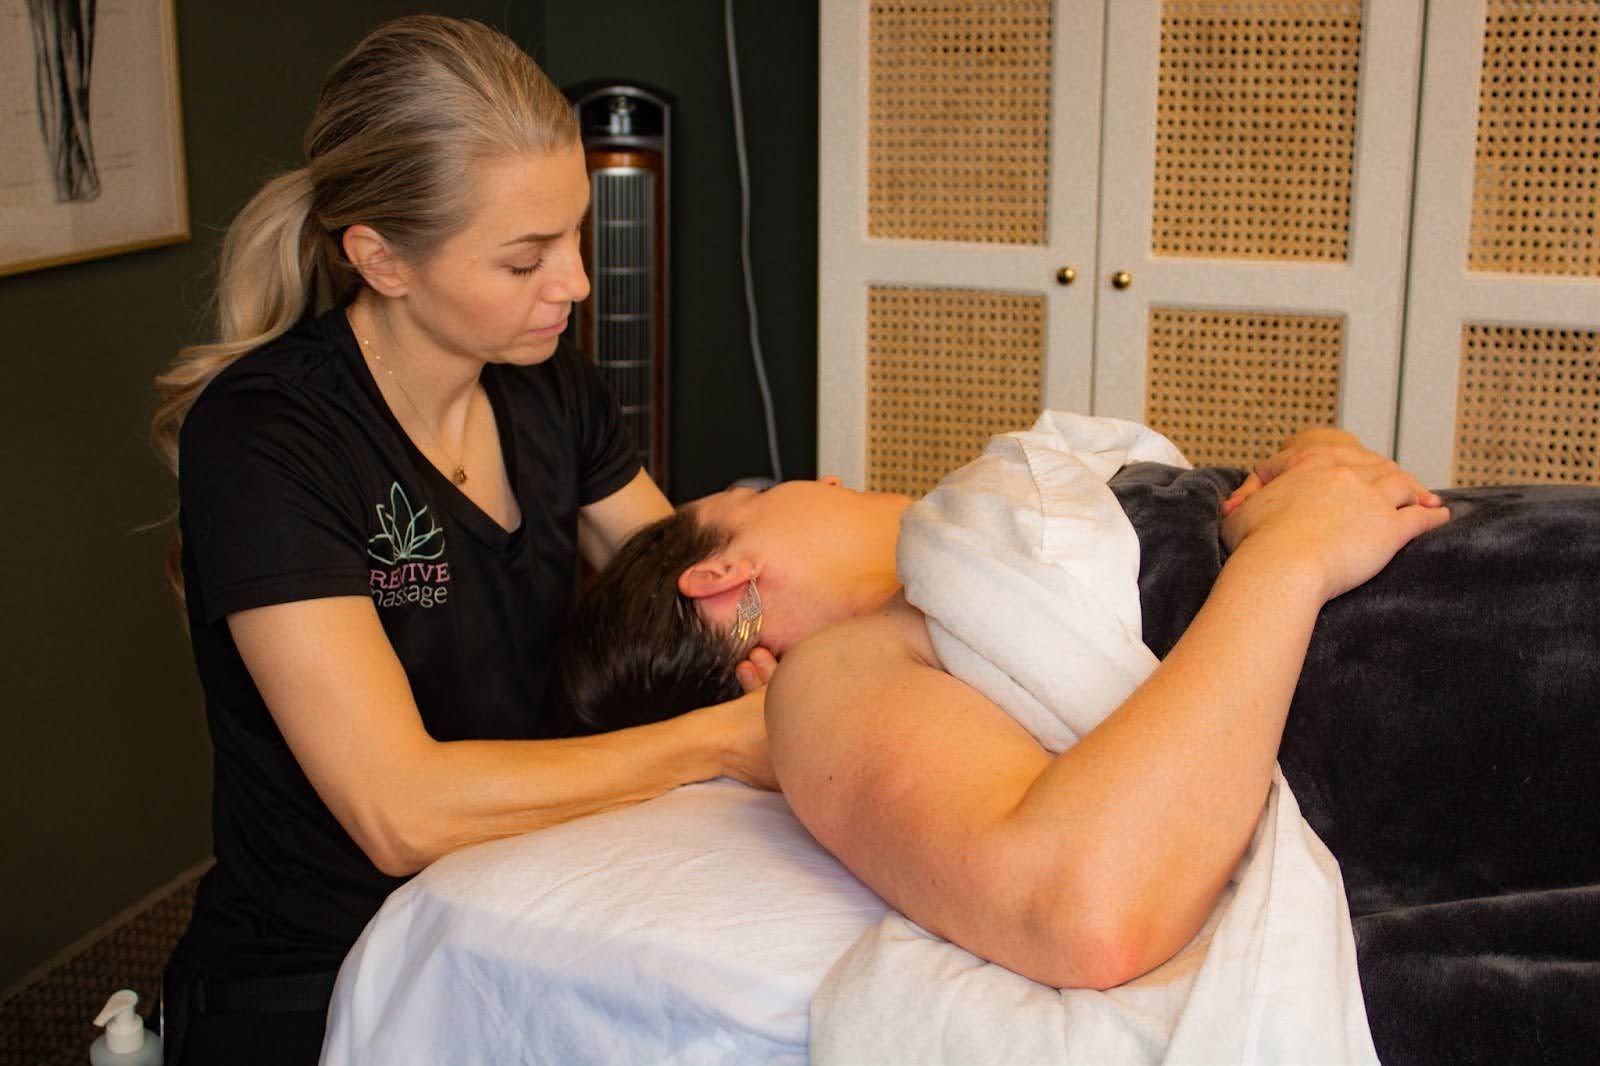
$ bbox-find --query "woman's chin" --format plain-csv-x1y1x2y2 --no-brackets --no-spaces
495,333,564,366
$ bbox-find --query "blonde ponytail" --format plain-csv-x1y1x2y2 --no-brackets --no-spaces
152,169,323,475
150,15,578,609
151,168,348,605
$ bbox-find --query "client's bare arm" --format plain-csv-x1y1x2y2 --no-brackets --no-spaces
768,459,1448,990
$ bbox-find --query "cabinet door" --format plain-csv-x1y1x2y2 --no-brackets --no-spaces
1092,0,1425,466
818,0,1105,492
1397,0,1600,488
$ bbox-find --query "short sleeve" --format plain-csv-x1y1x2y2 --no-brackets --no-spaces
180,382,371,623
565,345,645,505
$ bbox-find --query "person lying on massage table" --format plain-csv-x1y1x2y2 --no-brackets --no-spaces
552,417,1452,987
555,411,1598,1057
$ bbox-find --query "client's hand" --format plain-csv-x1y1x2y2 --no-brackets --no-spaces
1221,458,1451,601
1221,427,1441,517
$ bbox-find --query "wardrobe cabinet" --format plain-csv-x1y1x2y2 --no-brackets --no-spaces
818,0,1599,491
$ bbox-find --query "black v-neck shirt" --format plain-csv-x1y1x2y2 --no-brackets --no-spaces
172,306,638,978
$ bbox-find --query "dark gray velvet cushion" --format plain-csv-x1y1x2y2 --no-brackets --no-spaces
1110,463,1600,1066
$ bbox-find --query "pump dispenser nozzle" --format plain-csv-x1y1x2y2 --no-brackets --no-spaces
91,989,160,1063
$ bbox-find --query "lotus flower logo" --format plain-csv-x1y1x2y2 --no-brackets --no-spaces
368,483,445,565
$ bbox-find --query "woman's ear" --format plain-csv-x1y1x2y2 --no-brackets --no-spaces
342,224,410,297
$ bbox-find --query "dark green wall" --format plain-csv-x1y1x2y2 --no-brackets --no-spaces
1,1,817,993
545,1,819,496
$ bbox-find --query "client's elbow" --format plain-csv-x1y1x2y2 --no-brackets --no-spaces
1019,882,1166,991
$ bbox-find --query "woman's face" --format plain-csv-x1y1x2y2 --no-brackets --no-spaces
400,141,591,367
689,479,911,653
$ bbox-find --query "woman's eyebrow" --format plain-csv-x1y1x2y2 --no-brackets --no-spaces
500,206,591,246
499,232,560,247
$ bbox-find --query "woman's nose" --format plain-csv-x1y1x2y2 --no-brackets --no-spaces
558,258,591,304
548,236,591,304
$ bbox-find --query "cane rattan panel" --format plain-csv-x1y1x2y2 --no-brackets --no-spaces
1146,307,1344,467
1453,325,1600,485
1468,2,1600,277
0,864,204,1066
1153,1,1363,262
867,0,1052,244
866,287,1044,495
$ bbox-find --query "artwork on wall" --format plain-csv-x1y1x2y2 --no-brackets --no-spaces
1,0,187,277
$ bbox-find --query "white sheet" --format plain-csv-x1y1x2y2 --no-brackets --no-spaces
812,411,1377,1065
320,780,887,1065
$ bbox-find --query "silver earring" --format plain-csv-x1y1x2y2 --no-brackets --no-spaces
730,577,763,650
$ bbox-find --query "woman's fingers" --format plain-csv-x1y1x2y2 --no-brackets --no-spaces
735,645,779,692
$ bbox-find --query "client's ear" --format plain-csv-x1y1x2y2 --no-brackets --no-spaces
678,557,755,603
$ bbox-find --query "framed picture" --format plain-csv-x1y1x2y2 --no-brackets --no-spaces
1,0,188,277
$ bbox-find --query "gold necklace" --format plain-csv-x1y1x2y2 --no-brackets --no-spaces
358,331,471,486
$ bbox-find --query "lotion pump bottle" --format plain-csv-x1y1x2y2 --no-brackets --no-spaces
90,989,162,1066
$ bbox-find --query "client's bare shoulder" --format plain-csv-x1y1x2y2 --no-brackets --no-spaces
764,593,937,850
765,591,1060,962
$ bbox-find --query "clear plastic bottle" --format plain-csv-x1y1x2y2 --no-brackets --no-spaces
90,989,162,1066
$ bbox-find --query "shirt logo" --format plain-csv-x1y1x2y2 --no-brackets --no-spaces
368,482,451,609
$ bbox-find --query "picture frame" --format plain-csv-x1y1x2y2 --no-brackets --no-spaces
1,0,188,277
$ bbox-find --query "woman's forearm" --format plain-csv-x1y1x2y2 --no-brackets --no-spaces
369,703,754,874
231,595,768,878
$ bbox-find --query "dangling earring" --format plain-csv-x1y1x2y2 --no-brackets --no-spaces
730,577,763,650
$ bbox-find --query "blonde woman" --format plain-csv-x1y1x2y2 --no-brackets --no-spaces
151,17,773,1063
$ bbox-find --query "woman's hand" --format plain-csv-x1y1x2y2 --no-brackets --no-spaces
734,645,778,693
1221,427,1441,517
697,686,778,791
1221,458,1451,601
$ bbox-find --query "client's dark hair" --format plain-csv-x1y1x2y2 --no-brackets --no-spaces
554,509,745,734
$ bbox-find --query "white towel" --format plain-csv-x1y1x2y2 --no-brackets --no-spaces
811,411,1377,1066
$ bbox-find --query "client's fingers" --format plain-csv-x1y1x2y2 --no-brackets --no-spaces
1373,468,1428,508
1221,471,1264,515
1397,502,1452,541
1372,466,1447,511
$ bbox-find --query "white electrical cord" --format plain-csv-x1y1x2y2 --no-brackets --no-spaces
724,0,784,482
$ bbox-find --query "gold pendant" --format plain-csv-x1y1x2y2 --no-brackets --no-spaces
451,467,468,485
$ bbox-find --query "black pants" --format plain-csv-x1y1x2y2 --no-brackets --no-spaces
163,968,334,1066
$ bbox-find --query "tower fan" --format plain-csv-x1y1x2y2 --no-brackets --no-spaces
565,81,673,493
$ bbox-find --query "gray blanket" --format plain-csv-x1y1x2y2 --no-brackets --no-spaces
1111,464,1600,1066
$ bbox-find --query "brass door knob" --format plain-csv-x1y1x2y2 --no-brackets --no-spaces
1111,270,1133,290
1055,265,1077,286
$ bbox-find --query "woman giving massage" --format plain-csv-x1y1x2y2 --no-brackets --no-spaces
557,412,1600,1063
